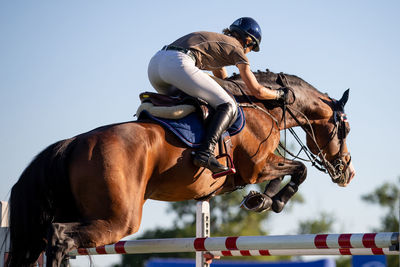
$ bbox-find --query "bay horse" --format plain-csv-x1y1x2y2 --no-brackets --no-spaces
6,70,355,266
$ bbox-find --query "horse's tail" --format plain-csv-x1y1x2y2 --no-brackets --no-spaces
6,138,76,266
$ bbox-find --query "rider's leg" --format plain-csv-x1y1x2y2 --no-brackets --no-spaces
192,102,236,173
149,50,236,108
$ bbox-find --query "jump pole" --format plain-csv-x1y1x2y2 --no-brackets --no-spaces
209,248,399,257
69,231,399,256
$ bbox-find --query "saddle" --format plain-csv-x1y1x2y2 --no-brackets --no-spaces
136,91,239,179
137,92,210,121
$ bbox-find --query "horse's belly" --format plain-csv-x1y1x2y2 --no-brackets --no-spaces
146,170,226,202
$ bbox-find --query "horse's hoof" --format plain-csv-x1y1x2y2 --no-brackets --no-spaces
240,191,272,212
271,200,285,213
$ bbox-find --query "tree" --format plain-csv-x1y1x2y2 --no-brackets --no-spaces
297,212,335,234
361,177,399,232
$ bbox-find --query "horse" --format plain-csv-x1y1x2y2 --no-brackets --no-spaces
5,70,355,266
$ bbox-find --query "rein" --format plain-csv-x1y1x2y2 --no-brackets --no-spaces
284,105,352,184
284,106,341,179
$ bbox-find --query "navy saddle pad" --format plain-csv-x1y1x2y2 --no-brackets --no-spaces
138,107,245,148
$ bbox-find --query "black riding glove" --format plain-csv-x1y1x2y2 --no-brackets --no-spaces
276,87,288,103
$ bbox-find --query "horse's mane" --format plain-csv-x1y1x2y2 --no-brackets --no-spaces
223,69,328,98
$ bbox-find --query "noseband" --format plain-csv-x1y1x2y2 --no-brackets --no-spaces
329,111,352,184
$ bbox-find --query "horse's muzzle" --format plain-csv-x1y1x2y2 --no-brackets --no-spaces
329,155,355,187
338,161,355,187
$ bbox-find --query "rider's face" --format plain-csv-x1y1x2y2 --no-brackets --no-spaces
238,37,254,54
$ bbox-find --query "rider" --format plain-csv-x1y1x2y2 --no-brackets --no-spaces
148,17,285,174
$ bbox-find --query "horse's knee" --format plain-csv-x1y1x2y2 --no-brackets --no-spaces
271,162,307,213
292,162,307,184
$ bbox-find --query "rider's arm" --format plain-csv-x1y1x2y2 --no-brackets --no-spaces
212,67,228,80
237,63,279,100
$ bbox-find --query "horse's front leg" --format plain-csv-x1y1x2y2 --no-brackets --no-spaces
267,160,307,213
241,154,307,213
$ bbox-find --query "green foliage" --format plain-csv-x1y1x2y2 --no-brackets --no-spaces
335,257,351,267
297,212,335,234
361,177,399,232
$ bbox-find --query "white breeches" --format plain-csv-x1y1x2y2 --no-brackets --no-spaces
147,50,236,109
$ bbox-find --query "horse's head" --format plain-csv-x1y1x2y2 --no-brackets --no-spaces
305,89,355,186
222,71,356,186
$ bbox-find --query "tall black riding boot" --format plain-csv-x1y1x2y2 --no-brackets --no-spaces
192,103,236,173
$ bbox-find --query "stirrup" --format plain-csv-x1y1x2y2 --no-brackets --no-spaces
212,153,236,179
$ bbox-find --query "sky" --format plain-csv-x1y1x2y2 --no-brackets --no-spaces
0,1,399,266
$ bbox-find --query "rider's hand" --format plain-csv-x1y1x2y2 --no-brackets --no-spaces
276,87,288,102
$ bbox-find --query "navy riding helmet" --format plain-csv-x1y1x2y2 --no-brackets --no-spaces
229,17,262,52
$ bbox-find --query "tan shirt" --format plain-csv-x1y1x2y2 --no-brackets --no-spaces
170,31,249,71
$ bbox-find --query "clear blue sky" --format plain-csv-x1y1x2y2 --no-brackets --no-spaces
1,1,399,266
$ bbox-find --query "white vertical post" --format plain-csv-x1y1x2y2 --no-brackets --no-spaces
196,201,210,267
1,201,10,267
1,201,9,228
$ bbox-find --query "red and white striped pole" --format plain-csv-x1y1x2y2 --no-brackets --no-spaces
70,232,399,256
209,247,399,257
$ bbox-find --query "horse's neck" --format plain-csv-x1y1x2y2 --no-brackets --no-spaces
278,85,333,130
222,72,333,129
249,73,333,130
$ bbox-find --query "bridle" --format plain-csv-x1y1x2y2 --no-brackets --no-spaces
231,74,352,184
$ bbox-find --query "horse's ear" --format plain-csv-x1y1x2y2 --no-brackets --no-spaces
338,89,350,110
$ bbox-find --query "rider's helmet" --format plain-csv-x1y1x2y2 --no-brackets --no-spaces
229,17,262,52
